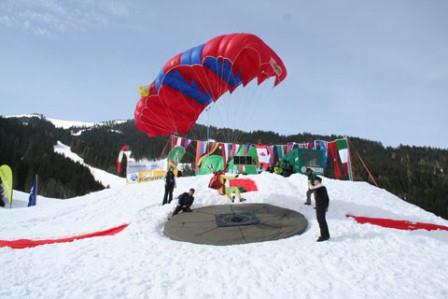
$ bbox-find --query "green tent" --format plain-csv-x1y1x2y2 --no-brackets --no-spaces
198,155,224,175
167,146,186,170
227,145,258,175
281,148,325,175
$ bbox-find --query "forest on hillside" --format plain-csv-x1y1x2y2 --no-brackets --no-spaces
1,115,446,220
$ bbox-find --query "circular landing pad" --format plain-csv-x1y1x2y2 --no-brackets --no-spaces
164,203,308,245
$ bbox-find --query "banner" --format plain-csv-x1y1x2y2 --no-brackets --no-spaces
297,148,325,175
126,160,166,183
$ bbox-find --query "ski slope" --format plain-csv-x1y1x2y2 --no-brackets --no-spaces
54,141,125,188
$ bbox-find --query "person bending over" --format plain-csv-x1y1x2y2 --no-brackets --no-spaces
305,168,317,205
172,188,195,216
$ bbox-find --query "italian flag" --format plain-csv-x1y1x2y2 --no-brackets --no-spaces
336,139,349,176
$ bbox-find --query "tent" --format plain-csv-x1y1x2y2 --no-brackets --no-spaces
164,203,308,245
281,148,325,175
198,155,224,175
227,145,258,175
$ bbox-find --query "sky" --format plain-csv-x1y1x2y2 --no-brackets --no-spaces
0,0,447,148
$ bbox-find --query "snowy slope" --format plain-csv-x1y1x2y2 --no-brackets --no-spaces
1,172,447,299
54,141,125,188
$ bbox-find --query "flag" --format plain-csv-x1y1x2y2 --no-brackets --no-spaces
173,136,191,148
286,142,295,153
336,138,349,176
319,141,328,169
221,143,232,168
231,144,241,157
195,140,209,171
28,175,38,207
255,145,272,168
117,145,130,174
277,145,285,161
328,141,341,179
307,139,314,149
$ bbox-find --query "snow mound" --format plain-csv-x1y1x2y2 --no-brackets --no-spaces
0,173,447,299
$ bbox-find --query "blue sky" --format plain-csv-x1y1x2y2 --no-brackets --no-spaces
1,0,447,148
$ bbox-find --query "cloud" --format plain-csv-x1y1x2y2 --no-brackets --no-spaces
0,0,131,37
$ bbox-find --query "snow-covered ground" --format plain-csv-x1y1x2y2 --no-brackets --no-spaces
1,164,448,299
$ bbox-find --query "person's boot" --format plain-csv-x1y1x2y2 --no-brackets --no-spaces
317,236,330,242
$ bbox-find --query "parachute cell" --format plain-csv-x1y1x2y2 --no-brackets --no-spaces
135,33,287,137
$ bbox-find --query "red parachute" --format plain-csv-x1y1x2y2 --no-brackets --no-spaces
135,33,287,137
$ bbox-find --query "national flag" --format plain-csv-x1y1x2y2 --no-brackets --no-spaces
319,141,328,169
195,140,208,171
231,144,241,157
286,142,295,153
173,136,191,148
336,138,349,176
255,145,272,170
328,141,341,179
276,145,285,161
28,175,38,207
221,143,232,168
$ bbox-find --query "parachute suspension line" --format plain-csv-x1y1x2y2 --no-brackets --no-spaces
159,138,171,159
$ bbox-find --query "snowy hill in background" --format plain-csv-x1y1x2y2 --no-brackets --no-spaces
1,167,448,298
6,113,126,129
54,141,125,188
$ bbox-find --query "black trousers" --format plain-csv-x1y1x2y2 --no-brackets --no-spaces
163,185,174,205
316,208,330,239
172,205,192,216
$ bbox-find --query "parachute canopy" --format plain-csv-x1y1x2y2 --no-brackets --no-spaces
135,33,287,137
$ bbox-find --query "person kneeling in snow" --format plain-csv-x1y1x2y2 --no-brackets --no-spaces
310,177,330,242
172,188,195,216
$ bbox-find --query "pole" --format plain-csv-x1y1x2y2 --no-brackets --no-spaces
346,137,354,181
355,151,379,187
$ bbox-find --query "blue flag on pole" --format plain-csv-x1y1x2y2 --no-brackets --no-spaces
28,176,37,207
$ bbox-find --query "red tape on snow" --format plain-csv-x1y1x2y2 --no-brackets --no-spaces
346,214,448,231
0,224,128,249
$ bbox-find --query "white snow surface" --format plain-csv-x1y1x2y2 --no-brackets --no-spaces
1,172,448,299
54,141,125,188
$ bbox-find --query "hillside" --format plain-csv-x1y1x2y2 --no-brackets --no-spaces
0,169,447,298
0,114,447,219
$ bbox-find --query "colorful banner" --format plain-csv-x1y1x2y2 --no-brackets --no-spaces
126,160,167,183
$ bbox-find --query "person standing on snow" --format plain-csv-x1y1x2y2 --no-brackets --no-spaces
172,188,195,216
305,167,317,205
310,176,330,242
162,167,176,205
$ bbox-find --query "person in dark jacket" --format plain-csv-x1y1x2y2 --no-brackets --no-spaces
305,168,317,205
162,167,176,205
0,184,5,207
172,188,195,216
310,177,330,241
